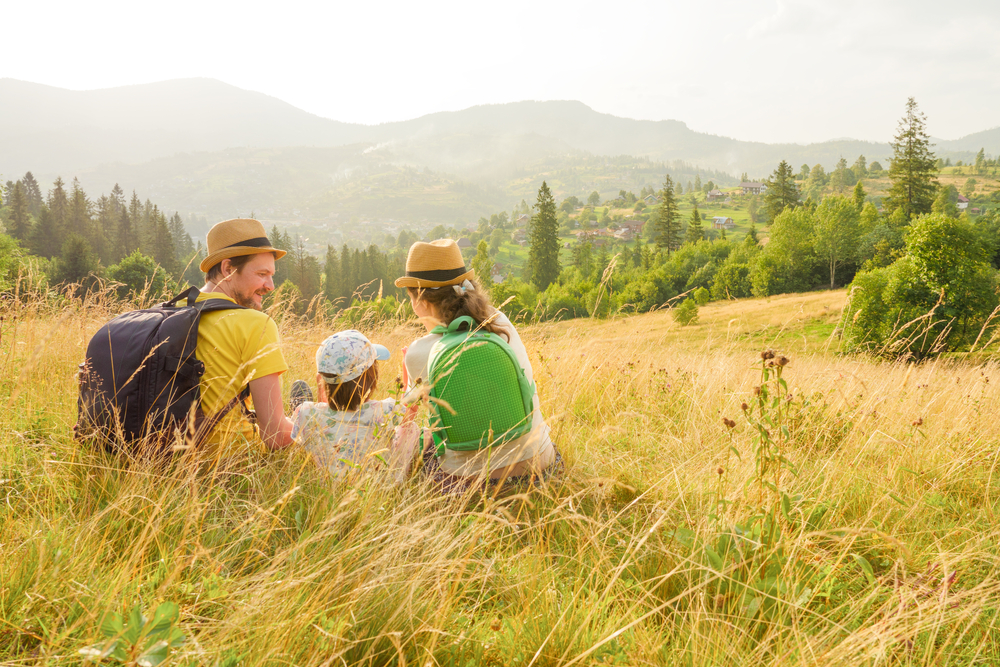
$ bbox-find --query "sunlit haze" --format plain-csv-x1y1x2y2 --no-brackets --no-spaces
4,0,999,144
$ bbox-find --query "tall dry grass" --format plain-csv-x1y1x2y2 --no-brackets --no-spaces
3,288,1000,665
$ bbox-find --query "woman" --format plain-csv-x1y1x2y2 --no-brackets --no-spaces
395,239,559,491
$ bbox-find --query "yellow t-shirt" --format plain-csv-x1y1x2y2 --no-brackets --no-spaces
195,292,288,454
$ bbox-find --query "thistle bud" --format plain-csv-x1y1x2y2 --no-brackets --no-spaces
776,356,789,367
722,417,736,429
761,350,775,360
741,402,749,412
912,417,923,427
717,467,724,476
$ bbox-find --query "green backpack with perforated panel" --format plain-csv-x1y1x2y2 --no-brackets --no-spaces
427,316,535,456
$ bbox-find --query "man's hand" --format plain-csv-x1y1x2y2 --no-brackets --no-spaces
249,372,293,450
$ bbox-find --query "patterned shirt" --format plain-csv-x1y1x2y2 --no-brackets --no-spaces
291,398,401,476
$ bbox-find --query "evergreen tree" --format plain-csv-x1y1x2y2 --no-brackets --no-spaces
48,177,69,238
686,202,704,244
975,148,986,174
674,181,683,196
30,206,60,258
150,211,178,275
798,164,810,180
745,223,759,247
654,175,681,252
117,207,138,261
21,172,42,216
168,212,194,260
340,243,352,301
324,245,342,305
527,181,560,290
694,175,702,191
763,160,800,222
53,233,99,286
885,97,937,222
7,181,31,240
110,183,125,213
290,236,322,304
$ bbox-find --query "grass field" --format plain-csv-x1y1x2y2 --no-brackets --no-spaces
5,288,1000,665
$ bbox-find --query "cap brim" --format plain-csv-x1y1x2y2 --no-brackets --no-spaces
393,269,475,289
373,344,391,361
199,246,287,273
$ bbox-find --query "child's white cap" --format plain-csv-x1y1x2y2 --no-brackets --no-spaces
316,330,390,383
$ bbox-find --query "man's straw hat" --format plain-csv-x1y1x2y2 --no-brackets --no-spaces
200,218,286,273
394,239,475,288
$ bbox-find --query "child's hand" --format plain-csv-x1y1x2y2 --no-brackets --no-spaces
401,346,409,388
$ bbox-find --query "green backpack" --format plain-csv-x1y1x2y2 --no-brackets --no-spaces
427,316,535,456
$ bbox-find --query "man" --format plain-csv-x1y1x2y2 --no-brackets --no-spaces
196,218,294,455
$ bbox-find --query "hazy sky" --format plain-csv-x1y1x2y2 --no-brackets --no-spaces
4,0,999,144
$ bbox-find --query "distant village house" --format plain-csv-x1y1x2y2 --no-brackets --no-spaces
957,195,969,210
706,189,725,202
712,216,736,229
740,182,767,196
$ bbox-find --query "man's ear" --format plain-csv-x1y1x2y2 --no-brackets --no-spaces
220,258,233,280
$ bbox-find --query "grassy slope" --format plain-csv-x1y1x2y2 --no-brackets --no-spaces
4,289,1000,665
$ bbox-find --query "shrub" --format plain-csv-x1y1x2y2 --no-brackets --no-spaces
673,298,699,326
106,251,168,301
693,286,710,305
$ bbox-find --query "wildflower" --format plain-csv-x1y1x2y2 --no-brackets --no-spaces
717,467,724,476
753,386,762,396
490,617,502,631
741,402,749,412
912,417,923,427
776,356,789,367
761,350,775,360
722,417,736,429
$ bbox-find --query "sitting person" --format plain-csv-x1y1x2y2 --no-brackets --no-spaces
291,330,419,481
395,239,560,491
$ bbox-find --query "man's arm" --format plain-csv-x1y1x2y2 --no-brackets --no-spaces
248,372,293,450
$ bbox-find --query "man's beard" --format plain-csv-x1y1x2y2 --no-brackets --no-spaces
233,287,264,311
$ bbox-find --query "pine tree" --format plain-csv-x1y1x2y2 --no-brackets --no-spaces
150,211,178,276
53,233,99,286
674,181,683,196
168,212,194,260
340,243,352,301
110,184,125,213
7,181,31,240
48,177,69,238
885,97,937,222
30,206,60,258
686,202,704,244
21,172,42,216
117,207,138,261
527,181,560,290
694,175,702,191
324,245,342,305
654,175,681,252
763,160,800,222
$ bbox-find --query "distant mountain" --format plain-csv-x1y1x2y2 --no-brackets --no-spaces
3,78,993,182
0,78,365,175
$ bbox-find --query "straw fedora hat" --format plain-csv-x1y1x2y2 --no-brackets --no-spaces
199,218,286,273
394,239,475,288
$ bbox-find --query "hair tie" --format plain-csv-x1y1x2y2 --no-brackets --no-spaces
452,279,475,296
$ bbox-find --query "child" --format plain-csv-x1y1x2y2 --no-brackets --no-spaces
395,239,560,491
291,330,418,480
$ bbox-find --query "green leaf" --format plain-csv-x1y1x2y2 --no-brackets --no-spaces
137,640,169,667
146,602,178,640
100,612,124,638
704,546,724,571
124,604,146,645
888,492,909,506
167,627,186,649
781,493,793,525
852,554,875,584
778,378,788,392
729,445,741,460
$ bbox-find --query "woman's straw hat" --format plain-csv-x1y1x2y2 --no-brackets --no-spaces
394,239,475,288
199,218,287,273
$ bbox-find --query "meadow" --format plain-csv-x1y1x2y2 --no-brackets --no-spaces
4,288,1000,666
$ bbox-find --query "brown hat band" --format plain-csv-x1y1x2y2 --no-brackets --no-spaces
224,236,273,250
405,266,468,282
